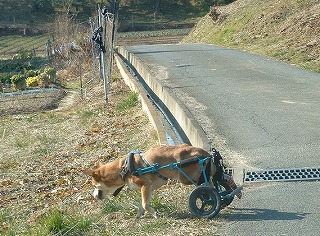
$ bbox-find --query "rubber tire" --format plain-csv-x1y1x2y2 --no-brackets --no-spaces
219,181,234,208
188,186,221,219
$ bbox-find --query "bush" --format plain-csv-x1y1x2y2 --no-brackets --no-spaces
43,67,57,82
0,72,12,84
24,69,38,78
3,62,58,91
10,74,26,91
10,74,23,84
26,76,39,87
38,73,49,88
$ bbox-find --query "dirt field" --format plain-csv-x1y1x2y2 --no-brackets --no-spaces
0,89,67,116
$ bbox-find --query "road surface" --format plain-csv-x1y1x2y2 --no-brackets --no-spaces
121,44,320,235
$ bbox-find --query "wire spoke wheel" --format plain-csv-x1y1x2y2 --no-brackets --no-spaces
188,186,221,218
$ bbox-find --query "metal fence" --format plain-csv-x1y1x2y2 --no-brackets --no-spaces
1,3,190,103
90,4,117,106
0,19,94,96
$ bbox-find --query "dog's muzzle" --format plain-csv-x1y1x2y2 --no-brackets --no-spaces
93,188,103,200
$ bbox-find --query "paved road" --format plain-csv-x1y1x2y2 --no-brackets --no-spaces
123,44,320,235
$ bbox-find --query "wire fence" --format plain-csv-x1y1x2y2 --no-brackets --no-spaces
0,3,118,108
0,19,94,95
1,2,192,103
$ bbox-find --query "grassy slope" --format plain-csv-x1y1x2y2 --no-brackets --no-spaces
0,69,227,235
183,0,320,72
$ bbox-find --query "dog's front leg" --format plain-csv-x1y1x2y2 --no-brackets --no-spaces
136,185,157,219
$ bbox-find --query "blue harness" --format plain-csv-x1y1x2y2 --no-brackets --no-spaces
121,150,169,181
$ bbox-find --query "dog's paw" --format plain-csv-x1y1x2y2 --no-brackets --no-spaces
150,208,158,219
135,207,145,219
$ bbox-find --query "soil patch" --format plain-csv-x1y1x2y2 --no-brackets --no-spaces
0,89,67,116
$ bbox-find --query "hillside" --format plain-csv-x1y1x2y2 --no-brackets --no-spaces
183,0,320,72
0,0,216,35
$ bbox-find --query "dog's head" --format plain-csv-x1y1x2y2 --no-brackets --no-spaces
83,162,125,200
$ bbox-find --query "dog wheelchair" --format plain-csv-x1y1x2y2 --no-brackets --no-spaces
130,148,243,219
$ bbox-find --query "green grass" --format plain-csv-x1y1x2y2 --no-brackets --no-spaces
0,184,198,236
76,109,98,127
116,91,139,111
150,194,180,216
44,112,65,124
61,81,82,91
0,209,15,235
28,209,92,235
213,27,237,44
14,136,30,149
80,110,95,119
103,198,127,214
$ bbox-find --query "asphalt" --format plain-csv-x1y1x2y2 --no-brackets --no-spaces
118,43,320,235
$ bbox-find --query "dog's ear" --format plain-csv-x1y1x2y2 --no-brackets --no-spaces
83,169,101,181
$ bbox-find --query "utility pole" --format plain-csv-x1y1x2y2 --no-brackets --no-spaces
98,5,108,105
92,2,118,107
111,0,118,48
104,0,118,106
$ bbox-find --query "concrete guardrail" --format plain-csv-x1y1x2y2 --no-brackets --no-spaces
116,46,211,152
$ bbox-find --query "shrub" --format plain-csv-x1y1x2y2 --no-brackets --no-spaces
26,76,39,87
10,74,26,91
38,73,49,88
25,69,38,78
43,67,56,82
0,72,12,84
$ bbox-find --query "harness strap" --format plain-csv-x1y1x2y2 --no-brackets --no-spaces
139,153,148,165
128,152,136,173
121,150,141,180
179,157,199,167
121,150,168,181
138,153,169,181
112,185,125,197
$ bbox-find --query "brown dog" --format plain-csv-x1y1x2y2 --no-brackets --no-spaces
83,144,216,219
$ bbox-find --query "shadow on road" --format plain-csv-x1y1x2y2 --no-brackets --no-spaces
226,208,308,221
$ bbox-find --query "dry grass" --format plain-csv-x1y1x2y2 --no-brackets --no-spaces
0,68,228,235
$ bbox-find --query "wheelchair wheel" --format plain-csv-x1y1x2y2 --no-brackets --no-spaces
219,181,234,208
188,186,221,218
